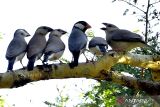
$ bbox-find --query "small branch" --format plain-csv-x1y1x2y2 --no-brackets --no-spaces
119,0,146,13
144,0,150,43
151,0,160,5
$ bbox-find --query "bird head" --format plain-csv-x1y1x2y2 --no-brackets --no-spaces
14,29,31,37
49,29,67,38
100,23,119,42
74,21,91,32
101,23,119,32
35,26,53,35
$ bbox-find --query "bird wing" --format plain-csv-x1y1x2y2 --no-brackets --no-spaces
99,45,107,53
6,38,27,59
27,36,46,58
111,29,145,43
69,29,87,52
89,37,108,48
45,37,65,53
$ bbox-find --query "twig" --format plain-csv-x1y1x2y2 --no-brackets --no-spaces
119,0,146,13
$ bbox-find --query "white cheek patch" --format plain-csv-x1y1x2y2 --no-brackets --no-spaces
75,23,85,30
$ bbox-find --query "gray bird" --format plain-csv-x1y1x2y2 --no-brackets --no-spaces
68,21,91,68
88,37,108,60
43,29,67,64
101,23,150,52
27,26,53,71
6,29,30,71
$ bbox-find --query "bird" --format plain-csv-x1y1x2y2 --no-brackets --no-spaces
100,22,152,52
88,37,108,60
68,21,91,68
43,29,67,64
27,26,53,71
6,29,30,72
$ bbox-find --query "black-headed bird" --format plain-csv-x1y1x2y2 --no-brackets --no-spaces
68,21,91,68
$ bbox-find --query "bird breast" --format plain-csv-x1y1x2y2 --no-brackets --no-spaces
89,46,103,55
110,41,145,51
15,52,26,62
48,50,64,61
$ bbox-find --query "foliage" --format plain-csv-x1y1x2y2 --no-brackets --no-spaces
86,29,95,38
0,96,4,107
0,96,7,107
76,81,156,107
112,64,152,80
76,81,118,107
44,86,69,107
59,57,70,63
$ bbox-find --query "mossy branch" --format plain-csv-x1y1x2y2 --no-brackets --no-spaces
0,52,160,95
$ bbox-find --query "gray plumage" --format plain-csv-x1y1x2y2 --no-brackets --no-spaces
6,29,30,71
101,23,148,52
27,26,53,71
43,29,67,64
88,37,108,55
68,21,91,68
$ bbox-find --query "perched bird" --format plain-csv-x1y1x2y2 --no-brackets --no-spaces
68,21,91,68
27,26,53,71
6,29,30,71
101,23,151,52
43,29,67,64
88,37,108,60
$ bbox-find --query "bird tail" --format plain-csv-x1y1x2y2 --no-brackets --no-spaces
43,52,52,64
7,58,15,71
27,57,36,71
69,51,80,68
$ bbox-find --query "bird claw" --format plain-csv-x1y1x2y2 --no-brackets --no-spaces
69,62,78,69
43,61,48,65
7,70,14,72
59,60,64,64
86,59,90,63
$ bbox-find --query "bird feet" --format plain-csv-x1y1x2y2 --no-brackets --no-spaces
59,60,64,64
7,70,14,72
69,62,78,69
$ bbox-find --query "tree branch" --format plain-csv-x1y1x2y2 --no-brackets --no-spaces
0,52,160,95
100,70,160,95
151,0,160,5
144,0,150,43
